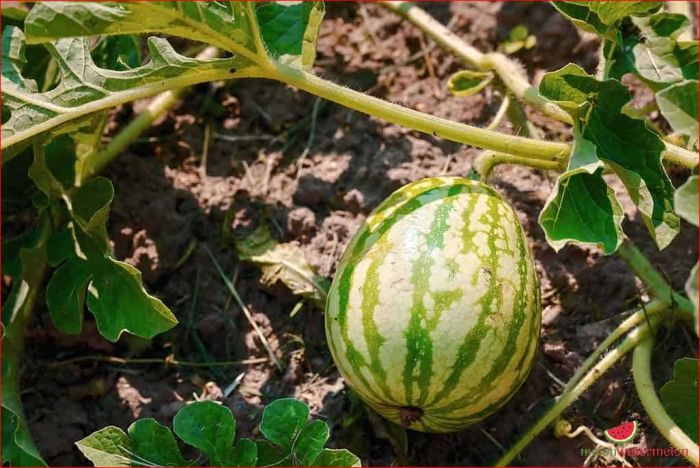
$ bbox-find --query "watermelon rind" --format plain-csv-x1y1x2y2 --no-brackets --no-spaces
604,421,638,444
325,176,541,433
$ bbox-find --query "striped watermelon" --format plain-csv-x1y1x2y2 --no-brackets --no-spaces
325,177,541,433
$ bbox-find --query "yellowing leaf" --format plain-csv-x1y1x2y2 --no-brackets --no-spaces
235,225,328,306
447,70,494,97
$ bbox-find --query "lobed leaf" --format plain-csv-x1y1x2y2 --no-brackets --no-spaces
540,166,624,255
77,398,361,467
37,174,178,340
75,427,132,467
25,2,255,59
4,2,328,152
538,63,679,253
607,13,698,86
552,1,662,39
296,419,330,465
2,25,236,151
259,398,310,452
172,401,235,465
86,257,177,342
128,419,189,466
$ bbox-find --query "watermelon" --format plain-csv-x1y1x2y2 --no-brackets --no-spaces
325,177,541,433
604,421,638,444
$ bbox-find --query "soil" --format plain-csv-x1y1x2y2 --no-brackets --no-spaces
14,2,698,467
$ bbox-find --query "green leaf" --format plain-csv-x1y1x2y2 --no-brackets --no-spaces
37,174,178,341
675,175,698,227
128,419,188,466
2,24,236,150
46,257,90,334
313,448,362,467
225,438,258,467
77,398,361,467
75,426,132,467
594,10,697,86
539,63,679,252
540,167,624,254
259,398,310,452
172,401,235,465
256,2,325,71
25,2,254,57
86,258,177,342
447,70,494,97
554,3,695,88
235,224,328,307
631,14,697,83
656,80,698,148
7,1,328,152
660,358,699,443
553,1,662,39
296,420,330,465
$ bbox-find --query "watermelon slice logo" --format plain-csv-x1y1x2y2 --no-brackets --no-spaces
604,421,638,444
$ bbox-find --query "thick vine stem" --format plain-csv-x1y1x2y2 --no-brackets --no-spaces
632,335,699,465
379,1,699,170
495,316,661,466
474,150,563,180
662,143,699,169
264,63,570,162
380,1,573,125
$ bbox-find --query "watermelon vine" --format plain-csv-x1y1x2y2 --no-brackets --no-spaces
1,1,698,466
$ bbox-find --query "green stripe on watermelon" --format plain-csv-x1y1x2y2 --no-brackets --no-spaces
325,177,541,433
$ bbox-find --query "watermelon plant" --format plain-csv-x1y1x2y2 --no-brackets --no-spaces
1,1,698,466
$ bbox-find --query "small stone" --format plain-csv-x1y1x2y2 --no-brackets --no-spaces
286,206,317,238
342,189,365,212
